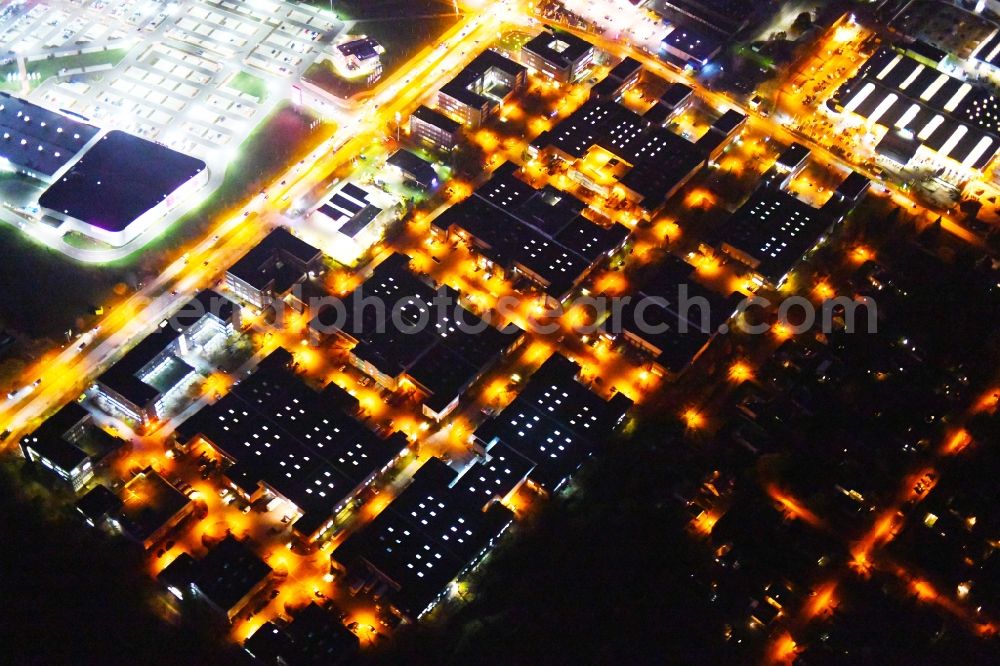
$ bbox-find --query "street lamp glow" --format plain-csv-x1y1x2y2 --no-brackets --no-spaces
728,361,753,383
682,407,704,430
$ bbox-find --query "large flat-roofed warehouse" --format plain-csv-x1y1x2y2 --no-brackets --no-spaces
830,47,1000,172
176,349,401,542
243,603,360,665
38,130,208,247
652,0,757,38
0,92,100,181
530,99,706,216
432,163,630,301
603,255,742,377
473,354,633,493
332,457,516,622
116,466,194,550
715,189,836,288
436,50,526,128
311,253,523,420
521,27,595,83
652,0,762,67
158,535,272,622
660,24,723,69
311,181,396,265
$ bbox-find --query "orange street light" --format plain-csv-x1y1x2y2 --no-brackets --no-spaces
729,360,753,383
813,280,834,300
804,581,838,619
772,322,793,342
692,253,721,277
850,245,874,264
653,219,680,241
943,428,971,455
973,389,1000,413
770,633,799,664
911,579,936,601
682,407,704,430
691,509,719,535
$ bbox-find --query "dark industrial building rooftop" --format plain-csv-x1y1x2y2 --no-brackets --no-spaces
832,47,1000,169
117,467,191,545
411,105,461,133
532,100,706,212
590,56,643,100
95,290,232,413
433,163,629,295
39,130,206,232
244,603,359,665
75,484,124,524
661,81,695,110
192,536,272,615
316,253,521,412
336,36,382,62
386,149,438,189
0,91,99,177
474,354,633,492
18,402,92,474
333,457,515,620
523,27,594,70
661,25,723,64
160,535,272,618
652,0,757,37
227,228,323,292
716,188,835,286
176,348,396,537
605,255,742,374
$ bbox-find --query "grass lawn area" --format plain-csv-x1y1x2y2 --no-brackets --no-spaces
302,59,369,98
213,103,333,209
0,48,128,91
0,225,120,338
228,70,268,102
312,0,461,79
61,231,112,251
134,102,335,262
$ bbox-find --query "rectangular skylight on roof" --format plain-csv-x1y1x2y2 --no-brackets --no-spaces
876,54,902,80
963,135,994,168
844,82,876,114
918,114,945,140
899,63,924,91
943,83,972,113
919,74,949,102
939,125,968,157
895,104,920,130
869,93,899,125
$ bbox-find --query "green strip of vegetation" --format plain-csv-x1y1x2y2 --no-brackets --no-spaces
228,70,268,102
0,48,129,90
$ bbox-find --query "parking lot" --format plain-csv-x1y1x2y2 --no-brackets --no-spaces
0,0,343,168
